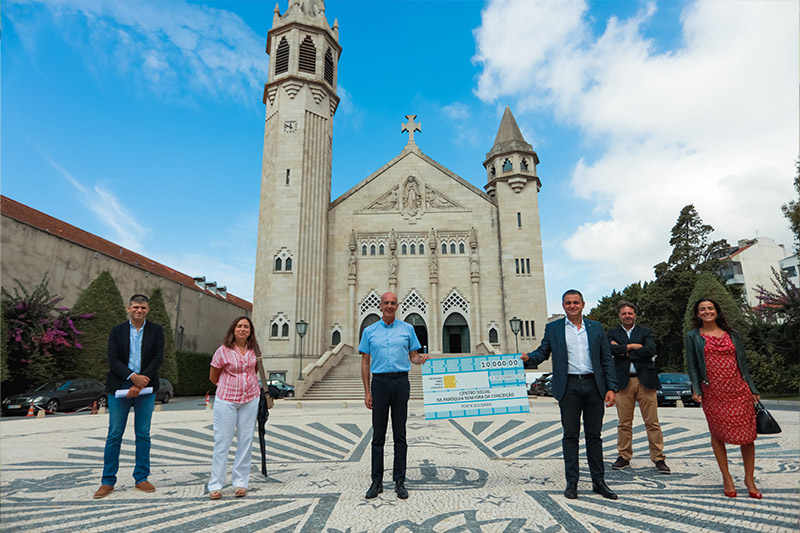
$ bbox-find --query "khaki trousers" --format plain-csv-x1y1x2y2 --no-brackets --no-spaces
615,377,665,463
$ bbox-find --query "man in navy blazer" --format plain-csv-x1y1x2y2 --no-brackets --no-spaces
607,301,669,474
522,290,618,500
94,294,164,499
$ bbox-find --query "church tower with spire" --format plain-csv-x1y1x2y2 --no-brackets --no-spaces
485,107,548,347
253,0,341,370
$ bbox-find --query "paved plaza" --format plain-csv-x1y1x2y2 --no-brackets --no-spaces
1,398,798,532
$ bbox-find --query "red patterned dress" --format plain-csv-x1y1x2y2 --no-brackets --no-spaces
700,333,756,445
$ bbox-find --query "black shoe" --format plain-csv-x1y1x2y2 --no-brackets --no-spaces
395,481,409,499
611,456,630,470
592,480,618,500
654,460,671,474
564,484,578,499
365,482,383,499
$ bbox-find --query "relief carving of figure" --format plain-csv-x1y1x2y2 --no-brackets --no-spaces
403,177,421,217
370,187,399,211
348,252,357,276
389,253,398,278
429,252,438,276
425,186,457,210
470,252,480,275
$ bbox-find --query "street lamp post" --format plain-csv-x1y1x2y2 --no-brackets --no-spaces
296,319,308,381
509,316,522,353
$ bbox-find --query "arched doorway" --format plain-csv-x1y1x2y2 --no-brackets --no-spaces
404,313,428,353
443,313,470,354
359,314,380,344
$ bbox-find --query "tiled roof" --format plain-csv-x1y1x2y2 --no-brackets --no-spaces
1,195,252,310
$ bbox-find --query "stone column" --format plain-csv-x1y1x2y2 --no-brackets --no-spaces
429,250,440,354
348,232,357,346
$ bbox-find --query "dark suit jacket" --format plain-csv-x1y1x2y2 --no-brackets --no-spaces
607,325,661,391
525,318,616,401
106,321,165,394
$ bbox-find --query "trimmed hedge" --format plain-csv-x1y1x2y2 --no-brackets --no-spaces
175,350,216,396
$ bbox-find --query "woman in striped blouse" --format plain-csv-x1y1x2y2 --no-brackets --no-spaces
207,316,261,499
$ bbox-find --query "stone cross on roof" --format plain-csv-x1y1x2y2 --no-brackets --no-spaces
401,115,421,147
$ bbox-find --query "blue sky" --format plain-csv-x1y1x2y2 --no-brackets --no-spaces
3,0,797,316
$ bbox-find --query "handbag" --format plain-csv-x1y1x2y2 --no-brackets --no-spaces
755,401,781,434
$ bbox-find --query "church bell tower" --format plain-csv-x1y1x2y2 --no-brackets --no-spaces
485,107,548,353
253,0,341,373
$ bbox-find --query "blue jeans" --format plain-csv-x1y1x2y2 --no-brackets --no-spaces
102,392,155,486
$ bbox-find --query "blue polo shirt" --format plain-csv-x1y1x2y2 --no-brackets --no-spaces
359,318,421,374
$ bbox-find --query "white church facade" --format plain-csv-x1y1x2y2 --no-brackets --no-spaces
253,2,549,382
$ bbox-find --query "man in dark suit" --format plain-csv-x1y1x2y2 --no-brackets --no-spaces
607,301,670,474
522,289,618,500
93,294,164,499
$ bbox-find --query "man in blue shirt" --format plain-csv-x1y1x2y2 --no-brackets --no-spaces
359,291,429,500
93,294,164,499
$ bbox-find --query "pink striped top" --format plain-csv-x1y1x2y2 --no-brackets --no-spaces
211,345,260,403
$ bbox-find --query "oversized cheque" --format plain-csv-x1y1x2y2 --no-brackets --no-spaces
422,353,530,420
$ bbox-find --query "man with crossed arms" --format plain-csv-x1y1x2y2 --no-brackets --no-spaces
607,301,670,474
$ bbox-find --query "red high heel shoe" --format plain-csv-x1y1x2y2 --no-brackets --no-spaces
724,490,737,498
748,491,762,499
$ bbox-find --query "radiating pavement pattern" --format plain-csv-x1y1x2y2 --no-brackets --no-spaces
1,399,797,532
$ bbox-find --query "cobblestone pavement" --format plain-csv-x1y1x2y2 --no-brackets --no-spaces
1,398,798,532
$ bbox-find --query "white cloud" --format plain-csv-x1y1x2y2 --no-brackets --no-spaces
474,0,798,310
7,0,268,105
44,154,150,250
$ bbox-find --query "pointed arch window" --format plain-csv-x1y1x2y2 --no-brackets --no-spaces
281,323,289,337
274,248,294,272
275,37,290,75
419,243,425,255
331,330,341,346
370,244,376,256
489,327,499,344
459,242,465,254
521,158,529,171
490,165,496,177
402,244,408,255
450,243,456,254
324,48,334,85
285,258,292,271
298,36,316,74
441,243,447,254
271,323,279,337
502,159,512,172
379,244,385,255
410,244,416,255
275,257,283,271
362,244,367,256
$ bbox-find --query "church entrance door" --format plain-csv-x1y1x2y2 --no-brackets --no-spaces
359,314,380,345
403,313,428,353
442,313,470,354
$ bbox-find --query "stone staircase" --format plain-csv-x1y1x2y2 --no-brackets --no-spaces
301,353,424,400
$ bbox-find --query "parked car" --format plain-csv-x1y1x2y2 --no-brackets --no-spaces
2,379,107,415
530,373,553,397
155,378,174,404
657,373,699,407
265,379,295,398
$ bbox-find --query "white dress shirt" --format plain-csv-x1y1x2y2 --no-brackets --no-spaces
565,318,593,375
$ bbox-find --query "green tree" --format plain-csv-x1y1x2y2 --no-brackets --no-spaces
1,276,89,392
682,272,748,336
637,205,732,371
782,161,800,254
588,282,646,331
148,287,177,386
70,271,126,381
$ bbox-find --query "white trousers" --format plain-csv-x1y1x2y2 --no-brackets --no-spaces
208,396,259,491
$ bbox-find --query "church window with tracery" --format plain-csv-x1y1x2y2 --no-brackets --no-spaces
490,165,496,177
502,159,512,172
324,48,334,85
299,36,316,74
401,289,427,314
270,313,290,339
442,289,469,315
360,291,382,315
274,248,294,272
275,37,290,75
521,158,529,171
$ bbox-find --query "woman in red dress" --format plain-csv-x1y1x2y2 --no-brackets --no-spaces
685,298,761,498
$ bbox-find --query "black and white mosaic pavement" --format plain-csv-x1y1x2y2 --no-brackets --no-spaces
1,400,797,532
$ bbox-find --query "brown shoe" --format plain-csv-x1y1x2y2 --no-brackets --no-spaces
93,484,114,499
611,456,630,470
135,480,156,493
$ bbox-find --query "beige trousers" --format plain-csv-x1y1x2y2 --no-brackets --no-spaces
615,377,665,463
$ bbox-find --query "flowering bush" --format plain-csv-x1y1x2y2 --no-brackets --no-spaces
1,276,92,388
